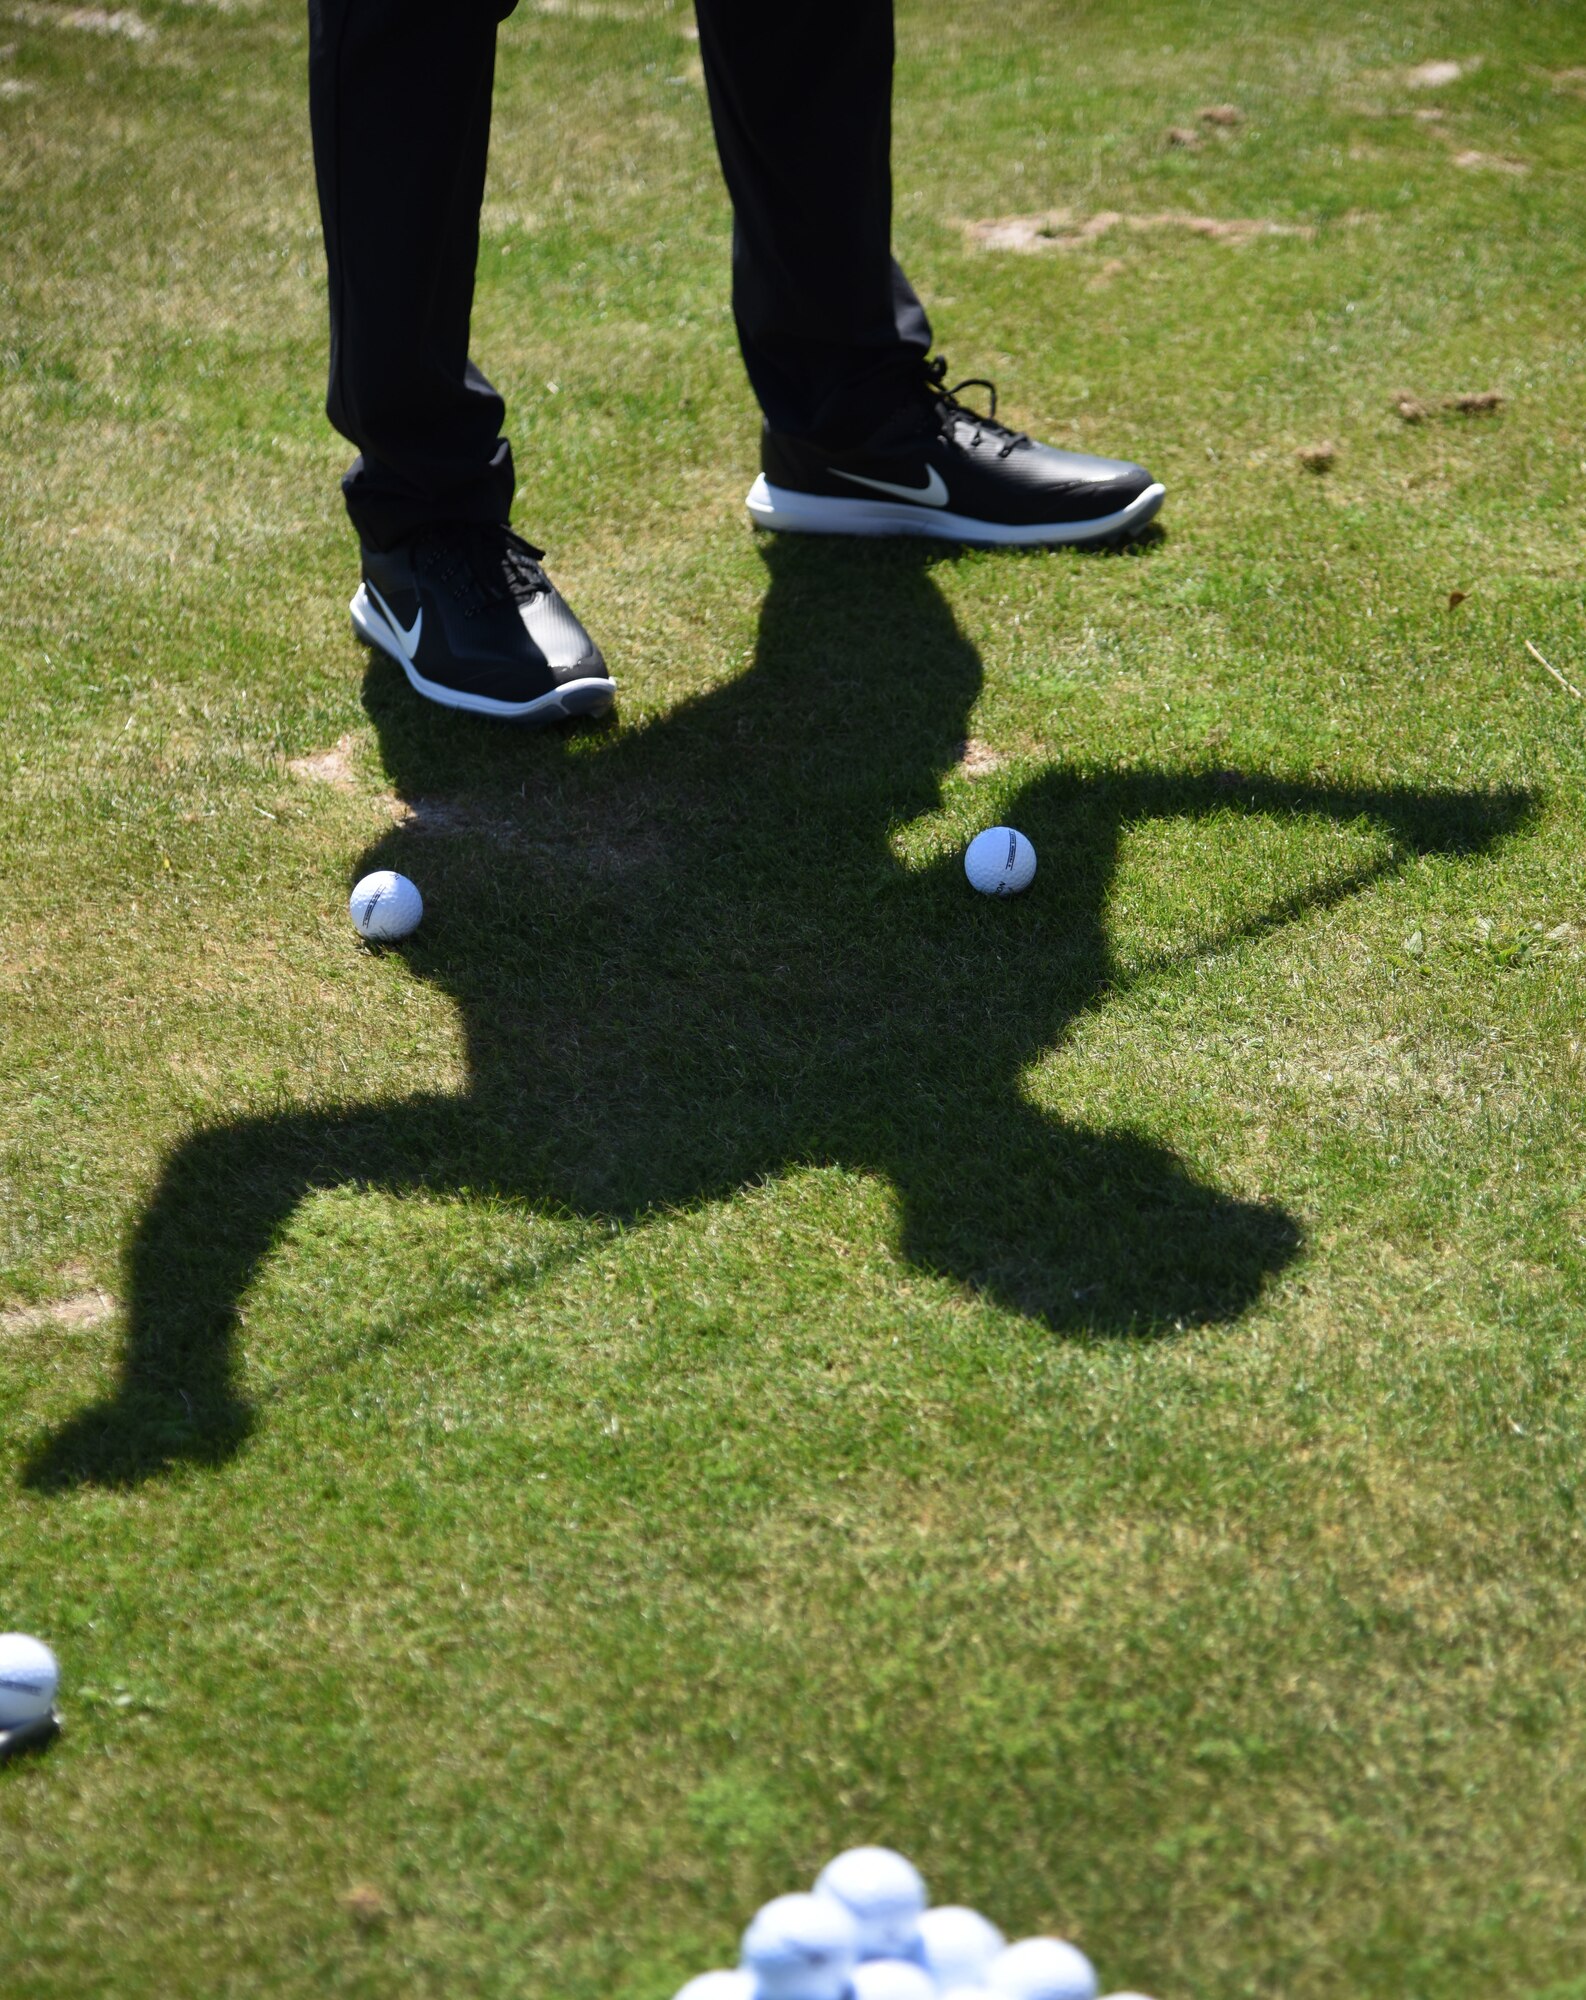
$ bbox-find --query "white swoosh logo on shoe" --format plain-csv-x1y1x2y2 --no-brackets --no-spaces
367,583,422,656
829,464,950,508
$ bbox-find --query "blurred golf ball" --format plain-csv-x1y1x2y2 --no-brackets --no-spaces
742,1892,860,2000
964,827,1036,897
349,870,423,942
919,1907,1007,1989
0,1633,59,1726
672,1974,754,2000
852,1960,937,2000
815,1847,927,1960
987,1938,1099,2000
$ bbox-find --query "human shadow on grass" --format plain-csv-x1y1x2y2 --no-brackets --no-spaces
26,539,1531,1488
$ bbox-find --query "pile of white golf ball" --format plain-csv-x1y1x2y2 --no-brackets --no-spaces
671,1846,1153,2000
964,828,1036,898
0,1633,60,1729
349,869,424,942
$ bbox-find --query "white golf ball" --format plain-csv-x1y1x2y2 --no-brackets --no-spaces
673,1974,754,2000
964,827,1036,897
0,1633,59,1726
742,1892,860,2000
814,1847,927,1960
919,1907,1007,1989
349,869,423,942
987,1938,1099,2000
852,1960,937,2000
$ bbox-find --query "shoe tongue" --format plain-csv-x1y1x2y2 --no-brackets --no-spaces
431,524,547,603
863,395,937,452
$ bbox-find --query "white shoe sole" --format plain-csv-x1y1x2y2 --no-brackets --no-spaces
350,586,616,723
744,475,1165,547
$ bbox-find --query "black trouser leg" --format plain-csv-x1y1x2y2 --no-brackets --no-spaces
308,0,516,550
693,0,931,444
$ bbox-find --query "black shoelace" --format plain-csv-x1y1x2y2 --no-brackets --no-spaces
924,356,1030,459
416,524,551,616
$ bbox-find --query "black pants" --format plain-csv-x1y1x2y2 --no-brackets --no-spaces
307,0,931,550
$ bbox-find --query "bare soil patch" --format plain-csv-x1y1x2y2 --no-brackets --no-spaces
965,209,1312,253
956,738,1007,777
11,3,153,36
1,1287,116,1335
387,794,661,875
1394,389,1504,421
1407,59,1467,89
287,733,359,789
1450,149,1528,175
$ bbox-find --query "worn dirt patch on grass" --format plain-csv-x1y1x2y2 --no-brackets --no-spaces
966,209,1313,253
955,738,1007,777
1395,389,1504,421
287,735,360,789
11,3,154,36
1,1287,116,1335
1407,58,1469,89
1449,149,1528,174
386,794,661,875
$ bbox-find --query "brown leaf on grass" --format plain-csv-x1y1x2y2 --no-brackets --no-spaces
1447,390,1503,413
342,1885,393,1932
1448,589,1468,609
1296,441,1337,472
1166,126,1202,150
1199,104,1242,126
1407,59,1465,88
1393,391,1431,422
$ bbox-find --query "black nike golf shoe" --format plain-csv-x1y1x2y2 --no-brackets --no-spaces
350,523,615,723
747,357,1164,547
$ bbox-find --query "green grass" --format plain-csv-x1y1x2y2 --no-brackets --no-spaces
4,1,1586,1994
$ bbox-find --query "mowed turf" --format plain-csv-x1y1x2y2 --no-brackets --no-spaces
3,1,1586,1994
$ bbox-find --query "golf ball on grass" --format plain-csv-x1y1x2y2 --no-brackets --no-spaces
965,827,1036,896
0,1633,59,1726
852,1960,937,2000
815,1847,927,1961
919,1907,1007,1988
349,870,423,942
987,1938,1099,2000
742,1893,861,2000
